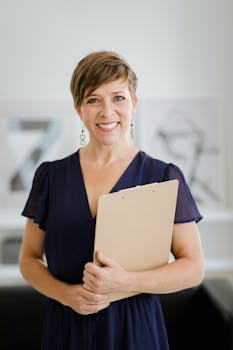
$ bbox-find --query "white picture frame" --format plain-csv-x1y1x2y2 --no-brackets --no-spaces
0,100,80,211
135,98,225,210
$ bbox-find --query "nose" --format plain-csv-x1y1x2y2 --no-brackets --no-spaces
99,100,114,118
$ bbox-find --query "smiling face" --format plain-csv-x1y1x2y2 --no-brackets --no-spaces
77,79,137,147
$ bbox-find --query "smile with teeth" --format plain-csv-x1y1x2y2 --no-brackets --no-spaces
97,122,119,130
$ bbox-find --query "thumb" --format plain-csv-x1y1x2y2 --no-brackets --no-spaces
96,251,115,267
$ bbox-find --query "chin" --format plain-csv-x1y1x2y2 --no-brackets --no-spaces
96,136,121,146
100,140,119,146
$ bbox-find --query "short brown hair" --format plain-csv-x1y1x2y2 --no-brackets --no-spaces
70,51,138,109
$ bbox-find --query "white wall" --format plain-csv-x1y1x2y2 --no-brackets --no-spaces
0,0,232,274
0,0,232,206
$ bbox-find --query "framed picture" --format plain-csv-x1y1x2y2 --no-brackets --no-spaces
135,98,225,209
0,100,81,211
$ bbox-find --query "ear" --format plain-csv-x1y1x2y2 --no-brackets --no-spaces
74,104,83,121
132,95,138,115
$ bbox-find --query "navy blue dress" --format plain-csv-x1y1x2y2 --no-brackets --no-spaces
22,149,202,350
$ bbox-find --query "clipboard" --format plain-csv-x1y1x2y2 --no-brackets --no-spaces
93,179,179,302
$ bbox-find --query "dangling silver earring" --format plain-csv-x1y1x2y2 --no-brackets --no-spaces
130,120,134,140
80,123,86,147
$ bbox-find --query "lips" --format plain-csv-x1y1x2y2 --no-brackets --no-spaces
97,122,119,130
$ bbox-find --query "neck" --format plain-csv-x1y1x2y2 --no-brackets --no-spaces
80,141,138,166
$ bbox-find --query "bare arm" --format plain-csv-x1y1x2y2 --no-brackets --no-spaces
83,221,205,295
19,218,109,314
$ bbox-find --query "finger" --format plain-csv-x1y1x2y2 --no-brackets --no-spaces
96,251,116,267
82,278,96,293
97,302,110,312
79,301,110,315
83,266,100,279
84,262,102,275
83,270,103,291
83,270,96,283
81,286,108,303
85,301,110,315
83,278,104,294
84,282,106,295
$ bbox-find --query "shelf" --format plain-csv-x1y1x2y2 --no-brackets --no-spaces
200,208,233,223
0,210,26,230
0,208,232,230
0,265,26,286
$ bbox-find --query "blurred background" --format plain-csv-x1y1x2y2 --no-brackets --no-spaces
0,0,232,285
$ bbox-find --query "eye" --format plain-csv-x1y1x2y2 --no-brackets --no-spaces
114,95,125,101
86,98,99,104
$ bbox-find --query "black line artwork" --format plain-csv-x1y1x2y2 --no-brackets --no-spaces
144,102,223,207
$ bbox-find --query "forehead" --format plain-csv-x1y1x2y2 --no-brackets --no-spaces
89,79,130,95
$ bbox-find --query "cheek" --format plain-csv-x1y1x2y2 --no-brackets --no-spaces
81,108,94,122
119,104,133,117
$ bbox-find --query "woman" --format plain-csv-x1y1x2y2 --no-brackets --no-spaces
19,51,205,349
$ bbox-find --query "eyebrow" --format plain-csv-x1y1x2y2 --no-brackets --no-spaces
88,91,127,97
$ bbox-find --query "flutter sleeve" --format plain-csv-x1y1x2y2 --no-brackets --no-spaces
164,163,203,224
21,162,49,230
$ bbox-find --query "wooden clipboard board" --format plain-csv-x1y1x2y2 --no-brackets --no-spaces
93,179,179,302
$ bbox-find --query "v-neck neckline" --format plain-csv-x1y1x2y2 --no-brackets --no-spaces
76,149,141,221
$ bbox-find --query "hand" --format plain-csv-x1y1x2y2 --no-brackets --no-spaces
83,251,129,295
63,283,110,315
